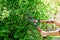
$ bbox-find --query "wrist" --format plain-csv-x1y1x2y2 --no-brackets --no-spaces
54,20,57,23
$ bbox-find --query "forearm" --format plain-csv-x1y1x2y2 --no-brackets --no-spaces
47,30,60,36
40,20,60,27
54,20,60,27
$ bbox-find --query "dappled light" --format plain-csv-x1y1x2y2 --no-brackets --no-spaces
0,0,60,40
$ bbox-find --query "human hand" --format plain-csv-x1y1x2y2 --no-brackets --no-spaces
41,30,47,37
40,19,55,23
46,19,55,23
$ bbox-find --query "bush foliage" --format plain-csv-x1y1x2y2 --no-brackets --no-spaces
0,0,52,40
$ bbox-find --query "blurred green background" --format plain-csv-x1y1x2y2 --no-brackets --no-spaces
0,0,60,40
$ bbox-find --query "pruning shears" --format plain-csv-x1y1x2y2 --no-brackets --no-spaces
26,16,47,40
27,16,42,32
